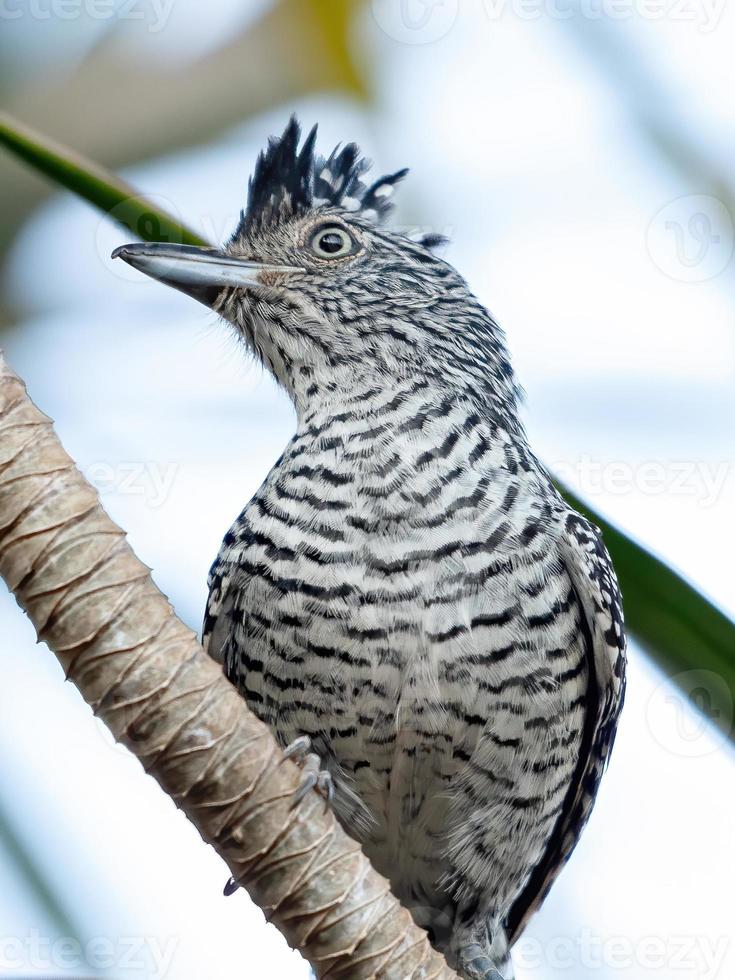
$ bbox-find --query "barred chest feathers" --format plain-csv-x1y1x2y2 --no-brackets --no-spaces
205,385,590,924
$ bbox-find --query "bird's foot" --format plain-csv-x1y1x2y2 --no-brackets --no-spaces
283,734,334,806
223,736,333,898
457,946,505,980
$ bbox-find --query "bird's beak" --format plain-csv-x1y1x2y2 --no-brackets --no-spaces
111,242,303,309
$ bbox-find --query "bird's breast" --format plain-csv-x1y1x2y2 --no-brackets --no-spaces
215,405,588,901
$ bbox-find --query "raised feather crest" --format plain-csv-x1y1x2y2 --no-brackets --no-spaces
233,116,408,237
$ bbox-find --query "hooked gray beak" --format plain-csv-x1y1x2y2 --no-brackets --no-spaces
111,242,303,308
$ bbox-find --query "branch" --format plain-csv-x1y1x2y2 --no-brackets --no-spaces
0,352,456,980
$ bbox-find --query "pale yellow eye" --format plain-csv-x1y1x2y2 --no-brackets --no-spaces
309,225,355,259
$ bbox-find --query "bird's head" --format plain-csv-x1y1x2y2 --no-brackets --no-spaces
114,117,520,421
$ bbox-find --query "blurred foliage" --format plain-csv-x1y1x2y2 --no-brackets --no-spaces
0,797,88,957
562,485,735,739
565,15,735,230
0,0,367,255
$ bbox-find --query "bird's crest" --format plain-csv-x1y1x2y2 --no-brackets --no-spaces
234,116,408,237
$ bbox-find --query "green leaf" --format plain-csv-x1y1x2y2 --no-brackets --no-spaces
0,112,206,247
2,112,734,740
560,484,735,737
0,792,86,950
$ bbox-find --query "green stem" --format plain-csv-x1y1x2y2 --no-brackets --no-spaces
0,112,206,247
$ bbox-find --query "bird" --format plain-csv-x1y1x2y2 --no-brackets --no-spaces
113,116,627,980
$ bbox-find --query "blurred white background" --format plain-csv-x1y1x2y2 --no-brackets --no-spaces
1,2,734,978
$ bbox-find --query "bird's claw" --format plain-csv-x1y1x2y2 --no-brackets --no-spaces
283,735,334,807
458,945,506,980
282,734,311,761
224,736,333,897
223,876,240,897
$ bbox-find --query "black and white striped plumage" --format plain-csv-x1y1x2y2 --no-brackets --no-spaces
200,118,627,979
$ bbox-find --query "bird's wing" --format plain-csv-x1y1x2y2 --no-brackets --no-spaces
202,550,235,666
506,510,627,945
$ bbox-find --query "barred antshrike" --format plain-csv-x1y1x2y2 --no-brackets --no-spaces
114,117,626,980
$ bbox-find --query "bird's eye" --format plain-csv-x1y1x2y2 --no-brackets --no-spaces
309,225,357,259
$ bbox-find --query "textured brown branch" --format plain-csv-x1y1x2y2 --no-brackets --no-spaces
0,352,456,980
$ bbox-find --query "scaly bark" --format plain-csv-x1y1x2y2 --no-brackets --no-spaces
0,352,456,980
